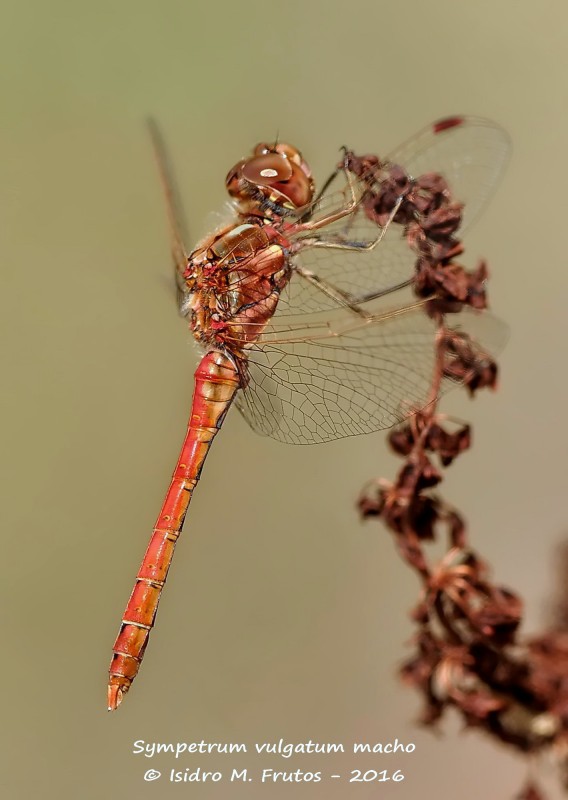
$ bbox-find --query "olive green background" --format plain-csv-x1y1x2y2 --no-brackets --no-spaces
2,1,567,798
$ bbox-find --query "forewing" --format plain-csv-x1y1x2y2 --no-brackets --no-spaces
275,116,510,318
147,119,192,310
387,115,511,230
234,306,507,445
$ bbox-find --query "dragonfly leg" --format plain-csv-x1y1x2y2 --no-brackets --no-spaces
293,199,411,309
299,195,403,253
294,265,372,318
295,156,360,232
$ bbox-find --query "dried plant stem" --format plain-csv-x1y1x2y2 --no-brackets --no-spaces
346,148,568,799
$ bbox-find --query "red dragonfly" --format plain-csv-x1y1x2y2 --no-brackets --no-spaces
108,116,510,710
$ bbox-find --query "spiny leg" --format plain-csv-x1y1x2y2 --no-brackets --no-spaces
293,199,410,312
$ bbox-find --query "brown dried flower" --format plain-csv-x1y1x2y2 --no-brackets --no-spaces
347,149,568,797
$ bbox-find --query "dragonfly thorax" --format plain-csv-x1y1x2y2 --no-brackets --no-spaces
185,221,291,353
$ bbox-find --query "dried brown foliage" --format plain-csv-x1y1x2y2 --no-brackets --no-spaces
347,151,568,799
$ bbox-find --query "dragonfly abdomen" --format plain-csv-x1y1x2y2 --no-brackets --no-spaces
108,350,240,710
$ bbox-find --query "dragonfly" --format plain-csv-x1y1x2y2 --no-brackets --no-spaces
107,115,510,710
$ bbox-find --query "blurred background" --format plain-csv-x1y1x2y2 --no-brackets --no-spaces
1,1,566,797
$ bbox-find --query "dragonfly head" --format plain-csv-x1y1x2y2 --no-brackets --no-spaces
225,142,314,216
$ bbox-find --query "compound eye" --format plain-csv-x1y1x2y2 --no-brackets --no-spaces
241,153,293,186
225,159,247,195
274,143,303,164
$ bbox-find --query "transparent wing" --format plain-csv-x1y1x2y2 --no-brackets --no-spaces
281,212,410,317
234,306,508,445
147,118,192,312
274,115,511,318
387,115,511,230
